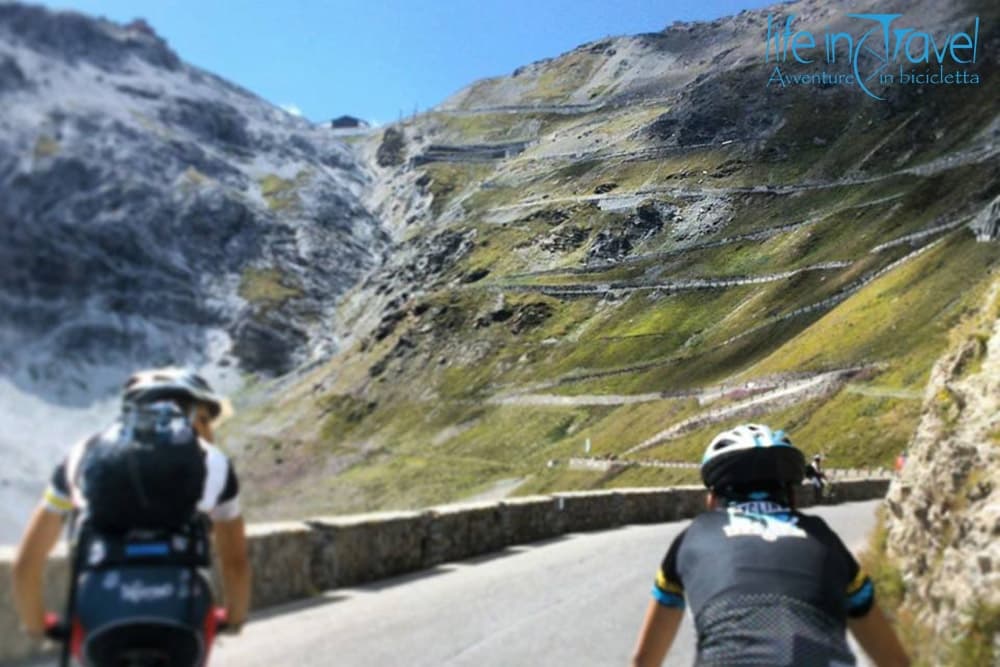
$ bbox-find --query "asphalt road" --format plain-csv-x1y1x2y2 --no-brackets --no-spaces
211,500,882,667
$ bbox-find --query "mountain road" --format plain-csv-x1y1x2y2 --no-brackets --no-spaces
211,500,882,666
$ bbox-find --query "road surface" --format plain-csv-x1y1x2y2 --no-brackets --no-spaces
210,500,881,666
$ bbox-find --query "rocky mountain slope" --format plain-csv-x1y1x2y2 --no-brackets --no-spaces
224,0,999,520
882,279,999,664
0,4,388,541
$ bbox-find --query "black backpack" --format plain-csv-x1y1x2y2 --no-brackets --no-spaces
79,400,207,534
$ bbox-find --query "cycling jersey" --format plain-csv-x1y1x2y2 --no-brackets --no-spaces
652,500,874,667
43,434,242,523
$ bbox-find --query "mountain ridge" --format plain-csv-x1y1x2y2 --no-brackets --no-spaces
221,0,998,522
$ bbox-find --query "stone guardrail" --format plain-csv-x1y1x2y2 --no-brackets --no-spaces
0,479,891,663
568,457,891,479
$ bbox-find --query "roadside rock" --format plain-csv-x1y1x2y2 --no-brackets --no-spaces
883,281,1000,649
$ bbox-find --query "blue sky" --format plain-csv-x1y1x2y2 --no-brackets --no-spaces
45,1,776,124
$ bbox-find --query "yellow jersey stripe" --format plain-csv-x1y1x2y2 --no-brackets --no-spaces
655,569,684,595
43,487,74,513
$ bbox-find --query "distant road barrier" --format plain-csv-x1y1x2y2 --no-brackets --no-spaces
568,457,890,480
0,479,891,663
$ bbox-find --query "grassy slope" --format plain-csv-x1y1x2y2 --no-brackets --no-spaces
223,20,999,521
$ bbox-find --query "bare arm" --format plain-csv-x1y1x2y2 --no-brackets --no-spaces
214,516,251,630
631,601,683,667
848,604,910,667
12,506,64,637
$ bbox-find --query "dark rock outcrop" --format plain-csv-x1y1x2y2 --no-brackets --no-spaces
510,303,553,334
586,202,665,264
0,54,27,93
159,97,252,149
539,225,589,253
376,127,407,167
398,229,476,285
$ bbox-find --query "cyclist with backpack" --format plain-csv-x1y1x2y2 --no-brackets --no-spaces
631,424,909,667
12,368,251,665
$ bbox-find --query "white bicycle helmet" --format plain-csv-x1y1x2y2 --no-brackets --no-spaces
123,367,223,418
700,423,805,490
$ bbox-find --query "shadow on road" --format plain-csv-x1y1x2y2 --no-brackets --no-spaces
250,591,351,622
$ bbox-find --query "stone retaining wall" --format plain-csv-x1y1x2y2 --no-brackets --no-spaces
568,457,892,479
0,479,890,663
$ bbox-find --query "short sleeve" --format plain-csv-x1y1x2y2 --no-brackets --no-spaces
209,464,241,522
42,460,74,515
218,464,239,505
816,519,875,617
198,442,242,523
652,529,687,609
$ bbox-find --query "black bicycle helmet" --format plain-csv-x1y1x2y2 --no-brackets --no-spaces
701,423,805,491
123,367,223,418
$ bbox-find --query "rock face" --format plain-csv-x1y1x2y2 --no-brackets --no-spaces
884,280,1000,651
0,3,389,394
0,4,389,541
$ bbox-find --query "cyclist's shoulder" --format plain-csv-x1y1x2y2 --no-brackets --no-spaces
198,438,236,471
787,510,854,553
788,509,834,531
197,438,240,497
60,430,105,473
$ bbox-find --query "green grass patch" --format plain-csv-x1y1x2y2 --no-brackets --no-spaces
514,468,609,495
551,399,702,457
523,50,601,103
259,170,310,212
422,163,496,218
425,111,559,144
603,465,701,489
238,267,303,309
750,232,998,383
949,602,1000,667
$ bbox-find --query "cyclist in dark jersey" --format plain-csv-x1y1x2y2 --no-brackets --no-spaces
631,424,909,667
